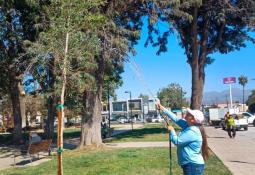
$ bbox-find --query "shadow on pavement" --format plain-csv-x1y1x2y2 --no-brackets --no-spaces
207,136,227,139
230,160,255,165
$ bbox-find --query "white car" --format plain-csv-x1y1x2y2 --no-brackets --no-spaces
240,112,255,126
152,116,165,123
118,117,129,124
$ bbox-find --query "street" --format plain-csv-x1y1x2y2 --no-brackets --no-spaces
205,125,255,175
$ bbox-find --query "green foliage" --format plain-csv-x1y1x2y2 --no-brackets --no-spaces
248,103,255,113
247,90,255,106
146,0,255,58
27,0,107,98
157,83,187,109
238,75,248,87
138,93,149,104
0,1,46,93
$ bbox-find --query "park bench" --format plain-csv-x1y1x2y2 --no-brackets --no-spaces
13,139,52,165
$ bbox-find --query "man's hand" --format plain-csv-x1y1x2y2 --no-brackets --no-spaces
167,125,174,132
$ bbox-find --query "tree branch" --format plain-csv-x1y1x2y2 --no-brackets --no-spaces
207,23,225,54
199,15,209,67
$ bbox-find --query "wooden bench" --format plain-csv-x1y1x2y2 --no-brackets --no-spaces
13,139,52,165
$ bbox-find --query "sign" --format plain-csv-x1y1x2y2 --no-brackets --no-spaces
223,77,236,84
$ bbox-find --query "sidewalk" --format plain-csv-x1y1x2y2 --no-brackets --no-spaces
0,146,50,170
205,126,255,175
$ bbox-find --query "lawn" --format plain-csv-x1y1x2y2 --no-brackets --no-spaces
0,147,232,175
106,123,178,143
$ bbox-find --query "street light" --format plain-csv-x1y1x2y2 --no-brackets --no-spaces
125,91,133,131
107,83,111,137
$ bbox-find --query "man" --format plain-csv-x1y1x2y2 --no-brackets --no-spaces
224,112,236,138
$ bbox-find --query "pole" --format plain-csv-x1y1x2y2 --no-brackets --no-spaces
158,109,172,175
57,102,64,175
169,132,172,175
130,92,133,131
229,84,233,109
107,84,111,137
243,86,245,112
180,87,183,118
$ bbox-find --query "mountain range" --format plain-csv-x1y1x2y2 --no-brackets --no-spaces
202,88,252,105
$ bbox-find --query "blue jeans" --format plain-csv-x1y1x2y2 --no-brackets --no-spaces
181,163,205,175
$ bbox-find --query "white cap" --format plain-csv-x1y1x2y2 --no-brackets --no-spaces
186,108,204,124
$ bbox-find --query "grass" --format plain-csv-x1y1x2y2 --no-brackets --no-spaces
106,123,179,143
0,147,232,175
0,123,232,175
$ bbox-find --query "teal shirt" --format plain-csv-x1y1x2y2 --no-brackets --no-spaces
163,108,204,166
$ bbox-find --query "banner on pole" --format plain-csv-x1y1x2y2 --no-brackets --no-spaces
223,77,236,84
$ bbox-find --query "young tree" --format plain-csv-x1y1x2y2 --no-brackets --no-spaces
238,75,248,111
28,1,106,173
146,0,255,109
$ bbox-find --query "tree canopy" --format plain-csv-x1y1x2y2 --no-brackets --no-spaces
157,83,187,109
143,0,255,109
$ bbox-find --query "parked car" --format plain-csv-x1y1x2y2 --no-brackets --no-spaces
118,117,129,124
152,116,164,123
220,114,248,131
240,112,255,126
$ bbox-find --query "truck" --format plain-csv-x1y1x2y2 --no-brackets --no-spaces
209,108,228,126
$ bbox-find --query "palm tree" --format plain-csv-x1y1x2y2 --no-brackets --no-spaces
238,75,248,111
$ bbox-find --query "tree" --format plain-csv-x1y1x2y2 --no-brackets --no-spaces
138,94,149,104
145,0,255,109
247,90,255,113
0,1,48,144
79,1,146,147
28,1,106,173
238,75,248,111
157,83,187,109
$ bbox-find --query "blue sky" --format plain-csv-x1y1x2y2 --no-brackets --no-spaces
116,24,255,101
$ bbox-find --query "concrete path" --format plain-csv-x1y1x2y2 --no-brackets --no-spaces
0,146,50,170
205,126,255,175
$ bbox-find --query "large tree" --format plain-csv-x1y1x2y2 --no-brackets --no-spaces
146,0,255,109
0,0,48,144
79,1,148,146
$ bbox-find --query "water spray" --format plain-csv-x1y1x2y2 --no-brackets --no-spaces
127,58,172,175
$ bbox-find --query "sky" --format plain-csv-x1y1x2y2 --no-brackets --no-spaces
116,23,255,101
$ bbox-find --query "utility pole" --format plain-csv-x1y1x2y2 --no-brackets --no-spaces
125,91,133,131
107,83,111,137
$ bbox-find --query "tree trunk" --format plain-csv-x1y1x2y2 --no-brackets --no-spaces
80,90,102,147
45,95,55,139
190,59,206,110
45,55,56,139
243,86,245,111
9,73,23,144
80,56,104,147
190,6,205,110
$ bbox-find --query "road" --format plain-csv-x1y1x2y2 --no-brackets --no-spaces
205,125,255,175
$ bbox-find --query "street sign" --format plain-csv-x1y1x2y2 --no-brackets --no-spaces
223,77,236,84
